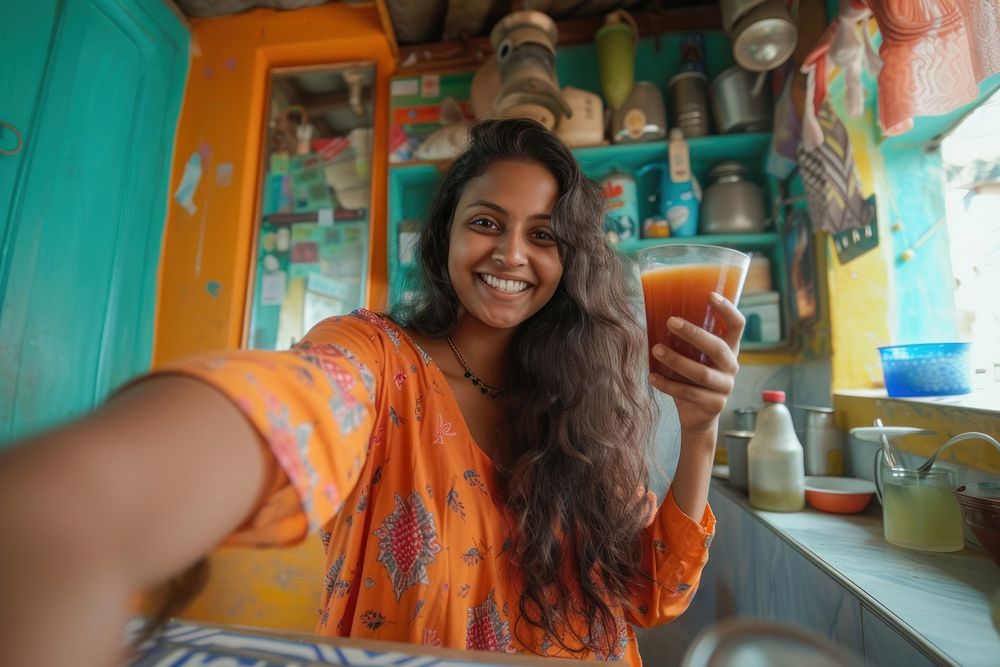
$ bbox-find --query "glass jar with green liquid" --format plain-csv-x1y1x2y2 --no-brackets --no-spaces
879,466,964,552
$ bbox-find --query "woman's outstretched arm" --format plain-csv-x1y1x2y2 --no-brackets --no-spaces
0,375,273,667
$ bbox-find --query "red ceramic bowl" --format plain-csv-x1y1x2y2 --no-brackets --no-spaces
954,483,1000,568
804,476,877,514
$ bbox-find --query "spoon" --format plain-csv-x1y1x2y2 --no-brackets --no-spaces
915,431,1000,475
874,418,904,469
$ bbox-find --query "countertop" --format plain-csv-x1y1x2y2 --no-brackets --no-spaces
711,479,1000,666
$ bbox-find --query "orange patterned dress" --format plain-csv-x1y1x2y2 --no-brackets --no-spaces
159,310,715,664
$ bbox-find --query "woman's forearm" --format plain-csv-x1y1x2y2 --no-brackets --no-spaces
669,427,718,519
0,376,272,665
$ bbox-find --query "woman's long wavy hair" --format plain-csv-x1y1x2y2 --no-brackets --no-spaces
392,118,657,656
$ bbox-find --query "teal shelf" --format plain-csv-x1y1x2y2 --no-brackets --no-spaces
617,232,779,255
572,133,772,178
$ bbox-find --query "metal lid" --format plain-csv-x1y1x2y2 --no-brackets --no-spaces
708,160,750,182
732,14,797,72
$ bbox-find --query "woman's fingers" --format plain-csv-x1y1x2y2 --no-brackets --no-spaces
709,292,746,351
651,343,733,394
649,371,729,414
660,315,739,374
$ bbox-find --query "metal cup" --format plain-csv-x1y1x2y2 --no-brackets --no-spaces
802,407,845,476
734,407,757,432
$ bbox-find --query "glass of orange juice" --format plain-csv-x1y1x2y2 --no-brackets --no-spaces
638,244,750,381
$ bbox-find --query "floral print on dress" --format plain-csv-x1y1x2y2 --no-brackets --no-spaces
360,609,386,630
446,480,466,520
292,344,354,390
328,390,366,437
264,403,317,519
393,369,406,390
459,541,491,566
351,309,401,351
388,406,406,428
324,553,351,598
326,342,376,401
368,426,385,453
433,413,457,445
586,617,629,662
374,491,442,602
466,590,514,653
464,469,489,495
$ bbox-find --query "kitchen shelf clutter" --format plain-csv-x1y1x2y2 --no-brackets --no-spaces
387,28,793,351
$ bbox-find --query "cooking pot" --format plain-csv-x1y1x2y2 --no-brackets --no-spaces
709,66,772,134
700,161,767,234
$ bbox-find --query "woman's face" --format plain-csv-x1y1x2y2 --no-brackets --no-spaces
447,159,564,331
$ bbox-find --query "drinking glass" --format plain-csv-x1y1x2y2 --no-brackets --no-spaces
638,244,749,381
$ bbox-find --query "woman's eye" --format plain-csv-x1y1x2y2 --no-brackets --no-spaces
532,230,556,243
469,217,499,230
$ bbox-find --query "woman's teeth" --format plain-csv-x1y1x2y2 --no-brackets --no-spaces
480,273,529,293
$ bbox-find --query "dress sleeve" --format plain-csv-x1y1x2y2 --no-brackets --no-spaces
625,489,716,628
151,315,382,547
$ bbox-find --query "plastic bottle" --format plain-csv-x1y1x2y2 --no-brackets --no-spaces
662,128,700,237
747,390,805,512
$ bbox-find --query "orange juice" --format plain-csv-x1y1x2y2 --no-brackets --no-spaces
641,263,744,380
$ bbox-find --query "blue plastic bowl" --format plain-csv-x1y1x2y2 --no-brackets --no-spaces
878,342,973,397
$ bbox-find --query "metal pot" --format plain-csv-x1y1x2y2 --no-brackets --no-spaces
700,161,766,234
709,66,772,134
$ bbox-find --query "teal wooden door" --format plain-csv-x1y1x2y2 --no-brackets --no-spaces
0,0,189,443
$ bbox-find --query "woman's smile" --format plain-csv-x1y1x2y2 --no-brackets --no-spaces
478,272,533,295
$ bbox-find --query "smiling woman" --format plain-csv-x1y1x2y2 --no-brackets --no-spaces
0,118,745,666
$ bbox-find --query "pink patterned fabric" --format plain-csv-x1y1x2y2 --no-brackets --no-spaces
866,0,1000,135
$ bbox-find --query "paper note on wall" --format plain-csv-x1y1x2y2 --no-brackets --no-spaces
174,152,202,215
260,270,287,306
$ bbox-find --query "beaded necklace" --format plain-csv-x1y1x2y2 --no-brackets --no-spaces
445,336,508,399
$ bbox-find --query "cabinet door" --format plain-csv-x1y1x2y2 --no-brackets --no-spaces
0,0,188,442
861,608,938,667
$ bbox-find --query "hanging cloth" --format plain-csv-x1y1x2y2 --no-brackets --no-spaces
798,102,876,234
865,0,1000,135
799,0,879,150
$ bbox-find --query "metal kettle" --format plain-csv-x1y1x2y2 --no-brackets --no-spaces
700,161,767,234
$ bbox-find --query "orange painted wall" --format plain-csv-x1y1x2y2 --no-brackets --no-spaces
153,3,394,366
